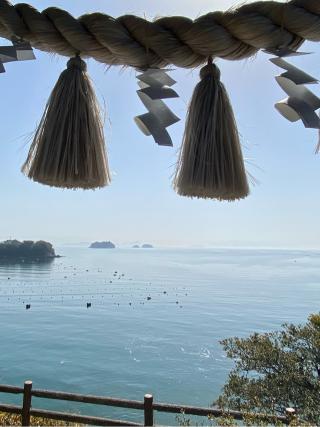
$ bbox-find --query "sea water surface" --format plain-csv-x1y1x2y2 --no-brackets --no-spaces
0,247,319,424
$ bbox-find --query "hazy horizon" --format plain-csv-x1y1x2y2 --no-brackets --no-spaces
1,238,319,252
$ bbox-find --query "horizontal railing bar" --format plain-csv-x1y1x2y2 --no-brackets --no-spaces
0,382,290,425
32,388,144,410
153,403,288,423
30,408,142,426
154,402,242,418
0,384,24,394
0,403,22,414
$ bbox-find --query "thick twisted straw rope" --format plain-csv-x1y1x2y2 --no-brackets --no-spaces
0,0,319,68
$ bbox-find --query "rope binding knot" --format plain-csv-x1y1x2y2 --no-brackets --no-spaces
67,56,87,72
200,57,220,80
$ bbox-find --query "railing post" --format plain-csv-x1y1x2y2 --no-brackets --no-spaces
144,394,153,426
22,381,32,426
285,408,296,424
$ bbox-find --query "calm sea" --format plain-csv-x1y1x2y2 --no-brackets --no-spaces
0,247,319,424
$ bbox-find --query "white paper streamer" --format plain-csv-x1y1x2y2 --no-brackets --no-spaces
270,57,318,86
135,69,180,146
267,48,320,142
0,40,35,73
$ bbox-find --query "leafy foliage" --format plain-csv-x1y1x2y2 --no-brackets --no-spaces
218,314,320,424
0,412,80,426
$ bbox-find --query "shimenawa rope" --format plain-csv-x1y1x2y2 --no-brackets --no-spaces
0,0,319,69
1,0,318,198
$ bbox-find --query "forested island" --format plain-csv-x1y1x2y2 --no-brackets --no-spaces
90,241,115,249
0,240,57,259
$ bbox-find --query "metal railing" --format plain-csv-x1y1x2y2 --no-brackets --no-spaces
0,380,295,426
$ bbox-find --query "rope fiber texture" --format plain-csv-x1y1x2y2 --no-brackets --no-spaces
0,0,319,68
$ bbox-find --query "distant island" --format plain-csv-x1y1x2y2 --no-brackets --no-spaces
0,240,57,259
90,241,115,249
132,244,154,248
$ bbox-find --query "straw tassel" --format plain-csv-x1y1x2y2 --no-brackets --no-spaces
22,56,110,189
173,58,249,201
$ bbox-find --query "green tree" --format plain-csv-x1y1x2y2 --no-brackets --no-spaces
218,314,320,424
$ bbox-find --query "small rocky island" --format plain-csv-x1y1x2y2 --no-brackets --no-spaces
132,244,154,248
0,240,57,260
90,241,115,249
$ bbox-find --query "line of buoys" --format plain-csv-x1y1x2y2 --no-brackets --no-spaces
2,267,188,311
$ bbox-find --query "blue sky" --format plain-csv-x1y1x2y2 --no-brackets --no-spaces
0,0,319,248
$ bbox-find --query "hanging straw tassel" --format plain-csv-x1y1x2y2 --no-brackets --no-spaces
173,58,249,201
22,56,111,189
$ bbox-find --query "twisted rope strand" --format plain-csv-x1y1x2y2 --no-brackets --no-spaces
0,0,319,68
